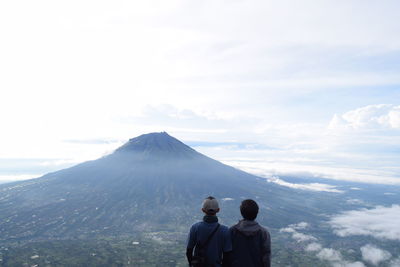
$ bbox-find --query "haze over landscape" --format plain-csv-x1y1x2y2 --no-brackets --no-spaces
1,0,400,266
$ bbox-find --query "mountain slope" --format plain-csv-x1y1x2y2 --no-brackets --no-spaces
0,132,333,243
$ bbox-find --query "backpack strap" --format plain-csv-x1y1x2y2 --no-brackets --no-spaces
198,223,220,249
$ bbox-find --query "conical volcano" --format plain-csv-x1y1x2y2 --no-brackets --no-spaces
0,132,325,243
115,132,199,159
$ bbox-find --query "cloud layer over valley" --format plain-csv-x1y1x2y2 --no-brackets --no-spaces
329,205,400,241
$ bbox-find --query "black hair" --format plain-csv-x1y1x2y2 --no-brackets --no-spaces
240,199,259,221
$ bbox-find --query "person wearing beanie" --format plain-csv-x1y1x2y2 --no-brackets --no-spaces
230,199,271,267
186,196,232,267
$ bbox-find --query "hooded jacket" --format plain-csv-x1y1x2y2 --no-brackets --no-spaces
230,220,271,267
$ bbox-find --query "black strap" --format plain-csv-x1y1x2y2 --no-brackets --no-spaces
198,223,220,249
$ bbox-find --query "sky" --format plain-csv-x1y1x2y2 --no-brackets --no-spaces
1,0,400,184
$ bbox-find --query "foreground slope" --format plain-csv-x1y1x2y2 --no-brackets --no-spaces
0,132,331,243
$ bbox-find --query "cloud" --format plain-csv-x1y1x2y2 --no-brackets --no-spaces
280,222,317,242
268,177,344,193
63,139,121,145
292,232,317,242
329,205,400,241
293,222,309,229
223,156,400,186
281,222,366,267
307,244,366,267
280,222,309,233
317,248,343,262
336,262,366,267
329,104,400,130
187,141,275,151
221,198,234,201
390,258,400,267
305,242,322,252
360,244,391,266
350,187,362,190
38,159,82,167
280,227,296,233
0,174,41,183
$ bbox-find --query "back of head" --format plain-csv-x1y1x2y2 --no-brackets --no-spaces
240,199,259,220
202,196,220,215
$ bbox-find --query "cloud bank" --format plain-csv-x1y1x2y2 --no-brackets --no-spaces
329,104,400,130
280,222,317,242
329,205,400,241
280,222,366,267
268,177,344,193
360,244,391,266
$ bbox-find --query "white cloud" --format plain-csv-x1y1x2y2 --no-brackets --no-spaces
360,244,391,266
317,248,343,262
293,222,309,230
350,187,362,190
279,227,296,234
390,258,400,267
0,174,41,183
330,205,400,241
223,156,400,186
292,232,317,242
329,104,400,130
221,198,234,201
268,177,344,193
305,242,323,252
282,223,367,267
280,222,316,243
314,247,366,267
280,222,309,233
335,262,366,267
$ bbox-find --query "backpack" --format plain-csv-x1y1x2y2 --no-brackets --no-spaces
231,228,263,267
191,224,220,267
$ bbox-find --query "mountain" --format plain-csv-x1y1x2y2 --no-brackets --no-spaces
2,132,400,266
0,132,333,243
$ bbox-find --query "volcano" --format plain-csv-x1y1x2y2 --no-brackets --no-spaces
0,132,328,243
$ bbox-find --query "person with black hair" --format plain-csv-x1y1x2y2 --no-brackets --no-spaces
229,199,271,267
186,196,232,267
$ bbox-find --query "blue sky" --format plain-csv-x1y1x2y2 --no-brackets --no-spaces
1,0,399,184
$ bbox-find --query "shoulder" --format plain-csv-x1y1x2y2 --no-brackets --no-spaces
219,224,229,231
191,222,202,227
218,224,231,236
190,221,203,231
258,224,271,239
229,223,238,233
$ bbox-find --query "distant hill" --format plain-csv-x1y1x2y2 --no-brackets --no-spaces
0,132,333,244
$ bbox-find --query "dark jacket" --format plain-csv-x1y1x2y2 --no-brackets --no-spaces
230,220,271,267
